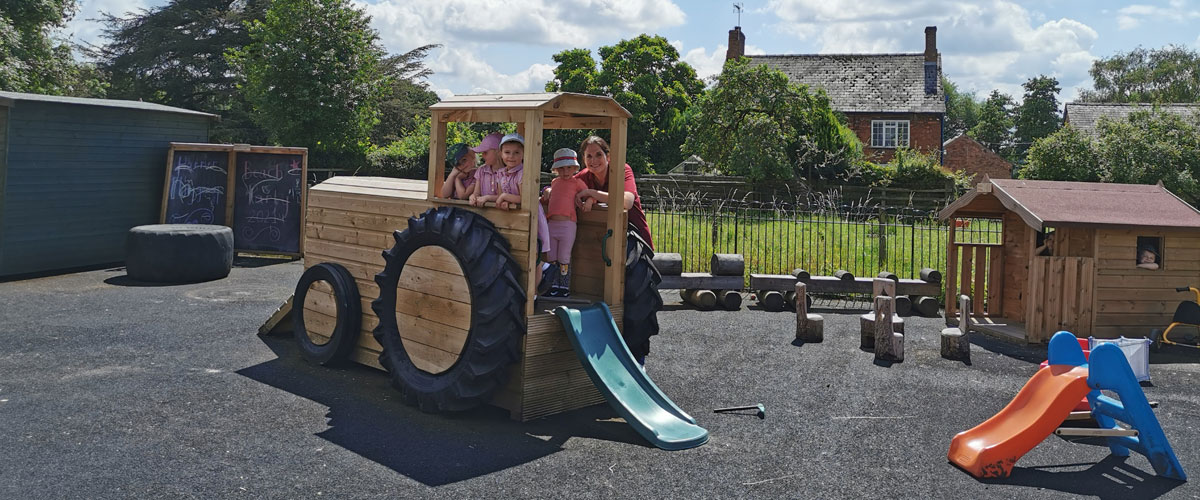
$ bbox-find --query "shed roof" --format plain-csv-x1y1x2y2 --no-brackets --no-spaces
747,54,945,114
0,91,218,119
939,178,1200,231
429,92,632,118
1063,102,1200,139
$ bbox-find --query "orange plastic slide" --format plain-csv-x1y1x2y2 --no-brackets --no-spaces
948,365,1092,478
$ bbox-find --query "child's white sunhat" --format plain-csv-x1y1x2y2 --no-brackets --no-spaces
551,148,580,170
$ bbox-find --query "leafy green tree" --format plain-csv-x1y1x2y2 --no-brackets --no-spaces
90,0,269,142
1079,46,1200,103
942,76,980,138
228,0,390,167
1019,125,1100,182
372,44,440,144
1020,109,1200,201
1,0,105,95
683,58,861,181
546,35,705,173
969,90,1015,159
1013,75,1061,160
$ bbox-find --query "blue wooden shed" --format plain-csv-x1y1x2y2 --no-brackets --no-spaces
0,91,217,277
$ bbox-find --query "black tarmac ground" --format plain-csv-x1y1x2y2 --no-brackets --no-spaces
2,259,1198,499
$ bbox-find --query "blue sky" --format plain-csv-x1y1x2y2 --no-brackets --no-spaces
65,0,1200,103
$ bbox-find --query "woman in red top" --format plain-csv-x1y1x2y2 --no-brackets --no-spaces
571,136,654,250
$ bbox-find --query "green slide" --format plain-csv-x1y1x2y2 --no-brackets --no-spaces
553,303,709,451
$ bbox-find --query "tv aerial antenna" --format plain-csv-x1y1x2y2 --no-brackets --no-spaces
733,3,744,26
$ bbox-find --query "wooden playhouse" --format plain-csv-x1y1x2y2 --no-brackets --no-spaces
939,178,1200,342
291,93,663,421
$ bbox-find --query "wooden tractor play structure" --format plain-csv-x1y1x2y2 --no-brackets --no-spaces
271,93,664,423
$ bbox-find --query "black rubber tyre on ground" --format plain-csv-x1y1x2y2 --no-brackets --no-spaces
293,262,361,366
623,227,663,359
125,224,234,283
371,207,525,412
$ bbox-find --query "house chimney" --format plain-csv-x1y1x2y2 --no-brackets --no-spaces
923,26,938,95
726,26,745,61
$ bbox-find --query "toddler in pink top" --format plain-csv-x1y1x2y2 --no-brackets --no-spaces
543,148,593,297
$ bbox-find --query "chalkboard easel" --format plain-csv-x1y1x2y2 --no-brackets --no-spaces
161,143,308,257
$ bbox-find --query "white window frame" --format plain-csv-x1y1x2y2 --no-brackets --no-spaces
871,120,910,148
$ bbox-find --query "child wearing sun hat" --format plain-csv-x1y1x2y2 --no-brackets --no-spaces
542,148,593,297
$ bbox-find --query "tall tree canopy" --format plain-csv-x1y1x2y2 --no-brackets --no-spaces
546,34,704,173
228,0,390,166
90,0,269,142
1013,75,1061,161
371,44,439,145
683,58,861,181
942,76,981,138
969,90,1015,160
1,0,103,95
1021,109,1200,202
1079,46,1200,103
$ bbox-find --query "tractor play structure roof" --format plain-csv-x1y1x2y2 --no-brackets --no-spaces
939,177,1200,231
429,92,632,118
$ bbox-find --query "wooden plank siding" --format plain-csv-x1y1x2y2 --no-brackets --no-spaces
1091,228,1200,338
302,176,605,421
1001,212,1030,321
0,100,210,276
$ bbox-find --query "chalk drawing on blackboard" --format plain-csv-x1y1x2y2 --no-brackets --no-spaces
233,152,303,253
166,152,228,224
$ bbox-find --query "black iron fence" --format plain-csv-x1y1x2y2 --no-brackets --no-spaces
643,190,1001,282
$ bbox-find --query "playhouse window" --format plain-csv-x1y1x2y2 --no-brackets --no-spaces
1035,228,1056,256
1136,236,1162,270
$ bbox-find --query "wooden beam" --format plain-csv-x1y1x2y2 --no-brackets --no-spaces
946,222,957,319
437,109,526,124
1054,428,1138,437
159,146,176,223
543,116,612,130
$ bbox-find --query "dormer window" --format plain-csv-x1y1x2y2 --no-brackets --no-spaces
871,120,910,148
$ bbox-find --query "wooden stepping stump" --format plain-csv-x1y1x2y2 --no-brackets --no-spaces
940,295,972,361
795,283,824,342
873,296,904,362
860,278,904,348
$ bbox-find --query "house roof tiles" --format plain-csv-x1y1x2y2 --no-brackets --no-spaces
1063,102,1200,139
747,54,945,114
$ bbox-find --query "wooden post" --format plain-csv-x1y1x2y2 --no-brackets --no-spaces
681,289,717,310
878,208,887,266
427,111,447,201
795,282,824,342
717,290,742,310
710,253,745,276
523,110,544,317
946,222,957,321
652,252,683,276
913,296,939,317
604,117,628,306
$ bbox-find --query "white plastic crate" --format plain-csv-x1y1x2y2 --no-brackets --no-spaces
1089,337,1152,382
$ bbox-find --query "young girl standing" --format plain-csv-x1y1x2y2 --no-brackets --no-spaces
543,148,592,297
468,132,503,207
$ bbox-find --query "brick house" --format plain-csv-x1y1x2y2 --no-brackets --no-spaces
726,26,946,164
943,134,1012,185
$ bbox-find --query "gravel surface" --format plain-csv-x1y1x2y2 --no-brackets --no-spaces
1,260,1198,499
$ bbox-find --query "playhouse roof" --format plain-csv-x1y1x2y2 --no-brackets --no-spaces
939,178,1200,231
429,92,632,118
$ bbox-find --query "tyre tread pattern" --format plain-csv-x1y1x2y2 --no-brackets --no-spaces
293,262,362,365
371,207,525,412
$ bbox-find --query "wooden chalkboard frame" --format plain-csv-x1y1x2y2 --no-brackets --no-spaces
161,142,308,257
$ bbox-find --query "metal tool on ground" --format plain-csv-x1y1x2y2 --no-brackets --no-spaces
713,403,765,419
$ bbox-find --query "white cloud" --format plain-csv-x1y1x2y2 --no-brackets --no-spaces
681,43,766,82
358,0,685,54
428,47,556,96
762,0,1100,102
1116,3,1200,31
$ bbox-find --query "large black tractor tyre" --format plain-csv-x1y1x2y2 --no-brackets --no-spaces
125,224,234,283
622,228,663,359
371,207,525,412
293,263,361,366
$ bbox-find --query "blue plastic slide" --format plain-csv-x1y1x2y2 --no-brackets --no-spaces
553,303,709,450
